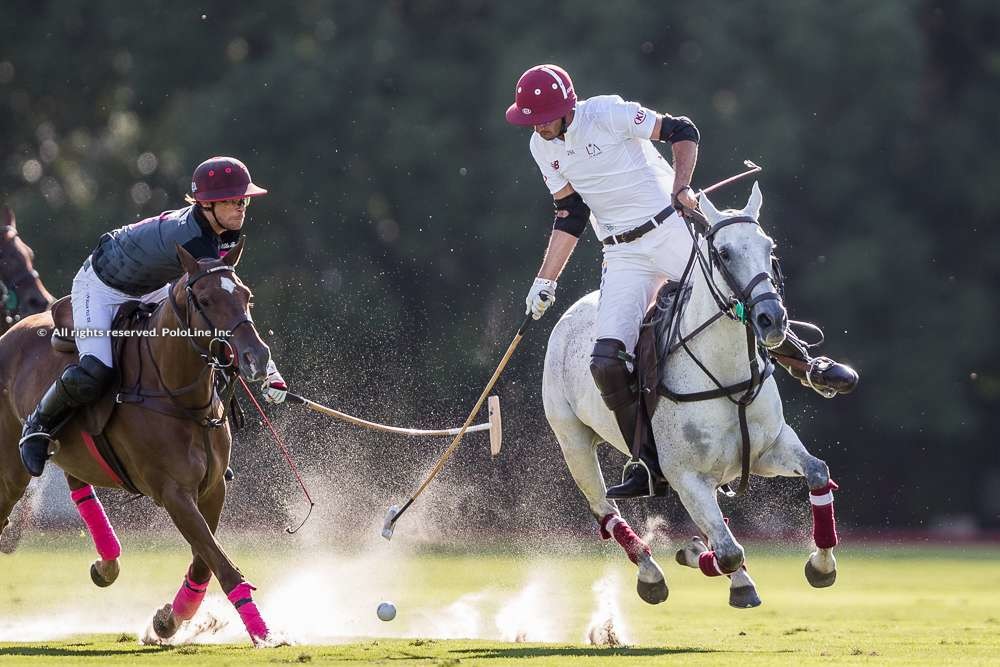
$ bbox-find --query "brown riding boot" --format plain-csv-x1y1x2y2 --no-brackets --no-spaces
770,335,858,398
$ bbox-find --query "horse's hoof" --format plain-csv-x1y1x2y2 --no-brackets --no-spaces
636,555,669,605
152,603,180,639
90,559,120,587
729,584,762,608
804,559,837,588
637,577,669,605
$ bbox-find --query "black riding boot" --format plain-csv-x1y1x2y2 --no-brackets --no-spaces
590,339,668,500
770,334,858,397
19,355,113,477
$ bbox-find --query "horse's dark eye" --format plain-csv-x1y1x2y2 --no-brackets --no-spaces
719,248,731,262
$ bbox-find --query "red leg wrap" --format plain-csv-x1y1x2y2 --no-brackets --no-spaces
810,479,839,549
600,514,650,564
698,550,725,577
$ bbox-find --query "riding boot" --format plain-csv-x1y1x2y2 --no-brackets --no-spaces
19,355,113,477
770,335,858,397
590,339,668,500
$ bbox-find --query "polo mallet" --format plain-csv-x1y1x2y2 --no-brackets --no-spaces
382,295,546,540
285,392,503,455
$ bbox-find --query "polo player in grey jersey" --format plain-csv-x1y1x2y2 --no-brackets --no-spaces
19,157,289,477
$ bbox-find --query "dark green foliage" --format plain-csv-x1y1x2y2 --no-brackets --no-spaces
1,1,997,529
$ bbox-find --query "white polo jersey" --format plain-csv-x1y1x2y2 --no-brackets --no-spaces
529,94,676,240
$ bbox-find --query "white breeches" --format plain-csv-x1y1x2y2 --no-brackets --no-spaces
594,215,692,353
71,260,169,367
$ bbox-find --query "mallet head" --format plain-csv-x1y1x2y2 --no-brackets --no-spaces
381,505,400,541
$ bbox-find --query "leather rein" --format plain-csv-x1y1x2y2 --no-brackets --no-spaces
657,213,785,495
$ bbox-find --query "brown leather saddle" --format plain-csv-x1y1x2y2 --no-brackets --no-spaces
47,295,165,493
49,295,156,430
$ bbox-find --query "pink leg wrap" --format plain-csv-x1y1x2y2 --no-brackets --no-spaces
172,570,212,621
698,550,726,577
70,485,121,561
227,582,268,642
810,480,839,549
600,514,650,564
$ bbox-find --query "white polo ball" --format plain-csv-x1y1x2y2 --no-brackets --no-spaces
377,601,397,622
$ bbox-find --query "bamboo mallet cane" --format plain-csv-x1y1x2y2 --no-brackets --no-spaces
381,296,545,540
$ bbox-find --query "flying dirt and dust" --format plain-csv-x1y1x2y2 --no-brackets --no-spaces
584,570,630,647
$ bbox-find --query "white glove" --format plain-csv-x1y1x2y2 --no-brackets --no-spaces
262,358,288,404
525,278,557,320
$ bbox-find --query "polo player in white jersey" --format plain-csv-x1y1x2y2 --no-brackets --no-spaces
507,64,858,499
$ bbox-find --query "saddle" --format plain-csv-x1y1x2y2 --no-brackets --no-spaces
49,295,160,434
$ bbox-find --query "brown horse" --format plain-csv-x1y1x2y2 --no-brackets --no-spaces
0,206,56,554
0,206,55,332
0,239,278,645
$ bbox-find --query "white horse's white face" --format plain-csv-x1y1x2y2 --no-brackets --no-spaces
699,182,787,348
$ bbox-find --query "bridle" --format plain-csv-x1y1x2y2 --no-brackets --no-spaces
171,265,256,371
656,212,786,495
116,264,256,429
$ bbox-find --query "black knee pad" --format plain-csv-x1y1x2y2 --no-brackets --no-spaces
59,355,113,405
590,339,636,411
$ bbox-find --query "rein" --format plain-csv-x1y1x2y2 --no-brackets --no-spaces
656,213,783,495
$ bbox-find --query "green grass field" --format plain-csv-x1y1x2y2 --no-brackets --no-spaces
0,534,997,665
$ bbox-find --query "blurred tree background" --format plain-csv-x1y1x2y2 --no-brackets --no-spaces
1,0,997,535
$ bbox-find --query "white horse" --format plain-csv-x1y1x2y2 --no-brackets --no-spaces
542,183,840,607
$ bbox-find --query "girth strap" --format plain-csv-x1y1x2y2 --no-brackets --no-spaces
81,431,142,496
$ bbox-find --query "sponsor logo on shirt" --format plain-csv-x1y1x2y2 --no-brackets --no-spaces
551,160,560,170
634,109,646,125
586,143,602,157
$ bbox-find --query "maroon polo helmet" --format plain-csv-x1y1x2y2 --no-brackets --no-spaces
505,64,576,126
190,157,268,202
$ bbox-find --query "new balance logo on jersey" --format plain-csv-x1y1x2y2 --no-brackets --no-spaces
551,160,560,170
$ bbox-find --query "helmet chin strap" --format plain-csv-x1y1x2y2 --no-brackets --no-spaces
202,203,225,234
558,116,568,138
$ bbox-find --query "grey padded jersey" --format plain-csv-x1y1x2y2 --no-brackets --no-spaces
89,206,240,296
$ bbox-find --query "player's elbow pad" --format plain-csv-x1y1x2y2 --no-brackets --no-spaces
659,114,700,144
552,192,590,238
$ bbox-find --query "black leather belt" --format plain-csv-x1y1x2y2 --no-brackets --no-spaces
601,205,675,246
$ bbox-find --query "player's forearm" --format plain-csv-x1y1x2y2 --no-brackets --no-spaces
537,229,579,281
671,140,698,193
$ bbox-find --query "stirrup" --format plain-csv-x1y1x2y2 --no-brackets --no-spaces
804,357,838,399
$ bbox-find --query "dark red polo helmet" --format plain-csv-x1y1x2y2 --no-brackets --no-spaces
190,157,268,202
505,64,576,126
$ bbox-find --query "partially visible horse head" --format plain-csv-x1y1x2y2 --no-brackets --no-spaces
0,207,55,317
699,182,787,348
174,238,271,383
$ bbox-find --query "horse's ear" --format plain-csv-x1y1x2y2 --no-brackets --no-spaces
744,181,763,220
222,237,245,267
175,243,200,276
3,206,15,230
699,191,724,223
